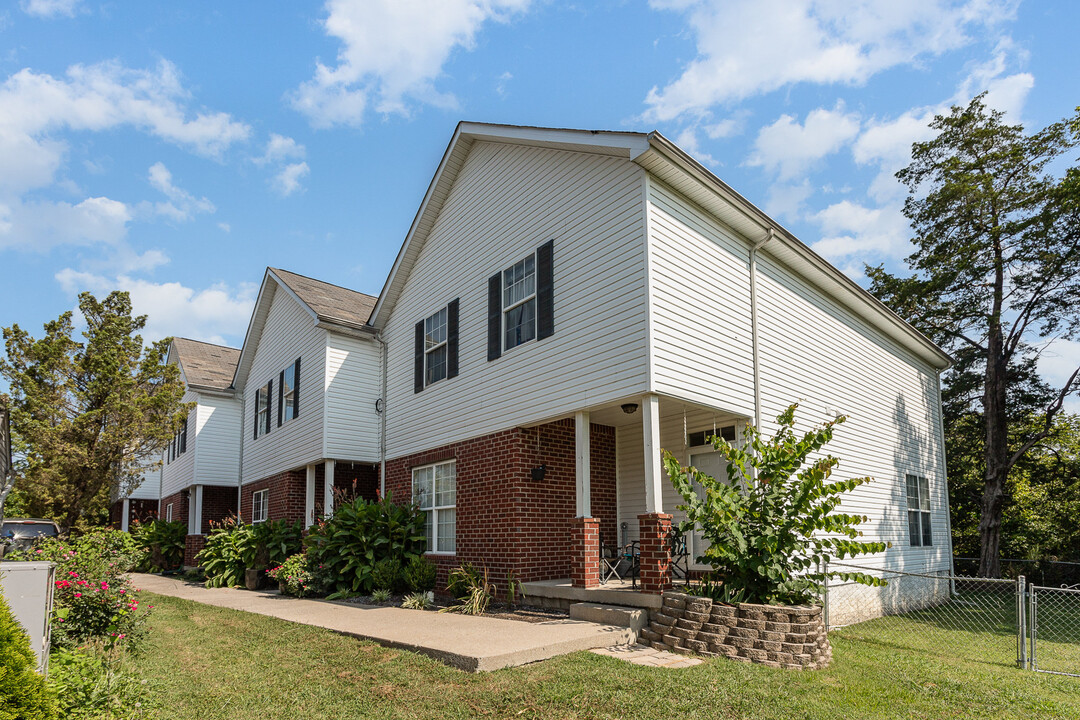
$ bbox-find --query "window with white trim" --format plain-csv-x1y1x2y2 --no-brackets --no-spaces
256,382,271,438
906,474,932,547
280,359,299,424
412,460,456,553
424,307,448,386
502,254,536,351
252,489,269,524
165,503,173,522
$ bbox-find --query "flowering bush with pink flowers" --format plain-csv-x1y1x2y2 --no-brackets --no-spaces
11,529,152,650
267,552,329,598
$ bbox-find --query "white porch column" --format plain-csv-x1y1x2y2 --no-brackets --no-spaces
324,460,336,518
121,498,130,533
575,411,591,517
190,485,204,535
643,394,663,514
305,464,316,528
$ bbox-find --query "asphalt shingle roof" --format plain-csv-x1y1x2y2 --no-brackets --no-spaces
171,338,241,390
270,268,377,329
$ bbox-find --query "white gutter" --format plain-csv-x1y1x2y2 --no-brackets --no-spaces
374,332,388,498
749,228,773,430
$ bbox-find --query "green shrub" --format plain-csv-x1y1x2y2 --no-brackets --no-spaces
268,552,329,598
663,402,888,606
76,528,145,572
250,519,304,570
17,535,151,650
305,494,427,597
48,645,151,720
403,556,437,593
370,588,391,604
370,557,401,592
0,586,58,719
441,564,495,615
401,591,433,610
130,519,186,571
196,519,254,588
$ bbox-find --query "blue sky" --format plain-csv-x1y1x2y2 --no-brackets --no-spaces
2,0,1078,405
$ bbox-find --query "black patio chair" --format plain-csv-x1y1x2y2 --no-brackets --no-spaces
668,526,690,582
599,532,623,584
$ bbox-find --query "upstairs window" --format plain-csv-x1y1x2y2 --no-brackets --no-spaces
255,380,272,439
906,474,932,547
279,358,300,426
413,300,459,393
502,255,536,351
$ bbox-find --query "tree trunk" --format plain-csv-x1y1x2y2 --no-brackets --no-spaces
978,332,1009,578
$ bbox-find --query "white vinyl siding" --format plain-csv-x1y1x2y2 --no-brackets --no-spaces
646,178,755,416
383,141,649,460
127,464,160,501
193,394,242,488
242,287,326,484
160,390,197,499
324,332,381,462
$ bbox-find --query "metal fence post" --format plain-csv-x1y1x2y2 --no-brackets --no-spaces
1017,575,1027,670
1029,585,1038,672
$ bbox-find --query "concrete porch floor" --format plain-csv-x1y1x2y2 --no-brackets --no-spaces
133,574,634,672
522,578,663,611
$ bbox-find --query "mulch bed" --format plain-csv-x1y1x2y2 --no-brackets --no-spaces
340,594,569,624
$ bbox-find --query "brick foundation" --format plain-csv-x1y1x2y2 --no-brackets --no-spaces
241,470,306,523
638,513,673,593
640,591,832,669
570,517,600,588
159,491,189,526
384,420,617,589
184,535,207,568
200,486,238,532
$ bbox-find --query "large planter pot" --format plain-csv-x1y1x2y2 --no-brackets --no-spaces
639,591,832,670
244,568,265,591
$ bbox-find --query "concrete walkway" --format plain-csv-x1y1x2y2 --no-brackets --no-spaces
134,574,633,672
591,643,704,668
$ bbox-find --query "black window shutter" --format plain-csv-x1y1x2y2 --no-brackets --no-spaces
487,273,502,361
293,357,300,418
414,321,425,393
278,370,284,426
447,299,459,379
181,418,187,453
253,389,259,440
537,239,554,340
266,379,272,435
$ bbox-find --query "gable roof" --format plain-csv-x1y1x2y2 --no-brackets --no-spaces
368,121,951,370
170,338,240,392
232,268,378,390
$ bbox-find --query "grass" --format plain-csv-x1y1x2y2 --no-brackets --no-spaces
129,592,1080,720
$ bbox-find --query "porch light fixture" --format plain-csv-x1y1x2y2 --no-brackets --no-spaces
621,403,639,415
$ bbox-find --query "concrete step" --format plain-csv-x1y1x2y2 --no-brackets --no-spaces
570,602,648,637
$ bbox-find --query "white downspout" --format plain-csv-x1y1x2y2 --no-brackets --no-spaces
236,389,244,522
749,228,773,430
375,332,388,499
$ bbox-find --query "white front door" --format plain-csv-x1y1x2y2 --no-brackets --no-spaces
687,449,726,568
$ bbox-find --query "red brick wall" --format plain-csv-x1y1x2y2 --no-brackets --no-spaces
241,470,306,524
200,486,238,533
185,534,207,567
159,491,188,526
384,420,617,588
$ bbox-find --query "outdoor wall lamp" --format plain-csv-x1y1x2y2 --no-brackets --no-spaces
621,403,639,414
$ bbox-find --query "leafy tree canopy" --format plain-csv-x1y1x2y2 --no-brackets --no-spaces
0,291,189,529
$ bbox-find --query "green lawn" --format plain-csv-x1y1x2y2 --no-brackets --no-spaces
129,592,1080,720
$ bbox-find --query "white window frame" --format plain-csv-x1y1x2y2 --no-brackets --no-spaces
165,503,173,522
906,474,932,547
256,382,271,438
281,361,298,423
423,307,448,387
252,489,269,524
412,460,456,554
501,253,537,352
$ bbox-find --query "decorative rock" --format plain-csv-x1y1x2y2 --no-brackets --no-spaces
649,622,670,635
757,640,782,653
675,618,703,631
683,609,711,624
700,623,727,635
760,660,781,668
717,616,739,628
781,642,803,654
739,618,766,632
760,631,786,643
654,613,678,626
695,632,723,644
710,604,737,618
685,639,708,653
730,637,756,650
728,626,759,640
639,628,662,643
685,598,713,614
741,648,769,663
670,627,696,641
766,612,790,624
764,621,791,633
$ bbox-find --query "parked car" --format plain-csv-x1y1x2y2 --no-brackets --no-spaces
0,518,61,558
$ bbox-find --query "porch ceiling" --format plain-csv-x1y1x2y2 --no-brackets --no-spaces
584,394,746,430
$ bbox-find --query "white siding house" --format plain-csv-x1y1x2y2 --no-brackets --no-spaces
369,123,953,605
233,268,382,527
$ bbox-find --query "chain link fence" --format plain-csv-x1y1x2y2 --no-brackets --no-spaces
1030,585,1080,676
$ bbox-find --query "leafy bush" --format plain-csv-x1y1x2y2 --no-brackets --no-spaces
196,520,253,588
49,645,152,720
663,403,888,606
268,552,329,598
441,564,495,615
370,588,391,604
370,557,401,592
17,535,152,650
305,494,427,597
130,519,186,571
250,519,304,570
403,556,437,593
401,591,433,610
0,586,58,719
77,528,145,572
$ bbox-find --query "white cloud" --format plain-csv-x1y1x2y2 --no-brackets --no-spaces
748,105,860,180
643,0,1018,122
0,196,131,251
55,269,257,346
273,162,310,197
292,0,532,127
146,162,214,221
21,0,80,18
1035,338,1080,415
810,199,912,261
764,180,814,223
217,222,231,233
255,133,306,165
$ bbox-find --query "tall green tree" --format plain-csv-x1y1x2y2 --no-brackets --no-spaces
867,95,1080,577
0,291,188,529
